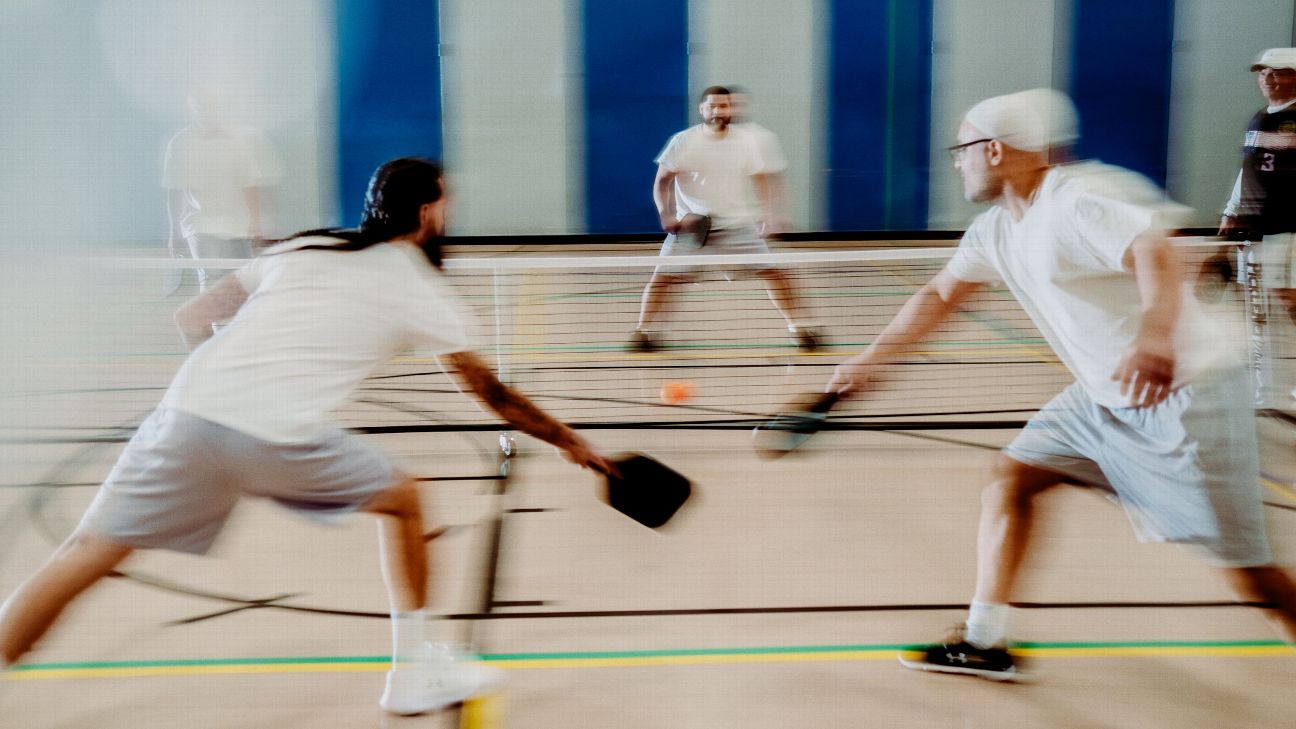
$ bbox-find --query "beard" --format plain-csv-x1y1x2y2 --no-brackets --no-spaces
415,228,446,268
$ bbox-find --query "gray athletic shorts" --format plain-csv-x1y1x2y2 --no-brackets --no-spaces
78,408,397,555
1004,366,1272,567
654,224,772,278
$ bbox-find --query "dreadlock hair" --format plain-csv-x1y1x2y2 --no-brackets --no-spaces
279,157,446,267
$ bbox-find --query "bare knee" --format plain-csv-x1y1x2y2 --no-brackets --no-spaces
362,477,422,519
1221,565,1291,602
981,455,1060,514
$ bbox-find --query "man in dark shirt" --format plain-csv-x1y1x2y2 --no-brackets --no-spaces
1221,48,1296,240
1219,48,1296,406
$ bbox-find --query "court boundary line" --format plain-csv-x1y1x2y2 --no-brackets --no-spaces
6,639,1293,680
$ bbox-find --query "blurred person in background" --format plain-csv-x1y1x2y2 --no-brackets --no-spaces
630,85,820,353
164,89,282,290
729,86,790,240
1218,48,1296,405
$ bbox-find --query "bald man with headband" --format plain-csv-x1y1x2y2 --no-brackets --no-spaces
828,89,1296,681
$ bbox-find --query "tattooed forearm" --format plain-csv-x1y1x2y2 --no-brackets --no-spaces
447,352,578,448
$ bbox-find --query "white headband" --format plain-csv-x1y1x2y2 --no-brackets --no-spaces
963,88,1079,152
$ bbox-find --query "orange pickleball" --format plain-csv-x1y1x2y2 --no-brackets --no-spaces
659,380,697,405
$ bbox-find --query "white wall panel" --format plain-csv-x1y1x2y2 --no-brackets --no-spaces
1169,0,1296,225
928,0,1062,229
440,0,577,235
690,0,826,230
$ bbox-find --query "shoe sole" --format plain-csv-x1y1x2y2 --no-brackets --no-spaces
383,688,504,717
897,653,1032,683
381,668,507,716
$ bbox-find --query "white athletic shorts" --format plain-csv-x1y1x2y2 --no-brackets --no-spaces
78,407,397,554
654,224,772,278
1004,366,1272,567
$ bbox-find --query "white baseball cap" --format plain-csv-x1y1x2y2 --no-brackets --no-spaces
963,88,1079,152
1251,48,1296,72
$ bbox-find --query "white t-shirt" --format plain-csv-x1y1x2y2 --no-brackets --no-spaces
162,125,281,240
164,239,472,442
946,161,1219,408
655,124,785,230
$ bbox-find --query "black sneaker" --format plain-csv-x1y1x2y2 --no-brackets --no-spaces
898,627,1027,682
628,330,657,354
792,327,821,353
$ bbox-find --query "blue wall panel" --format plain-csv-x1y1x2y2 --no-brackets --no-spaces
583,0,689,233
1071,0,1175,184
336,0,443,225
828,0,932,230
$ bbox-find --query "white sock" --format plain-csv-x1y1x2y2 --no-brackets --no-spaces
391,609,429,665
965,600,1010,649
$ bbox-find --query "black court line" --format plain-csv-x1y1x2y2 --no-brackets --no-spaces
0,418,1036,445
441,600,1277,621
166,592,305,626
0,475,502,490
1262,409,1296,427
349,417,1026,433
24,399,1296,633
364,359,1059,380
111,571,1283,623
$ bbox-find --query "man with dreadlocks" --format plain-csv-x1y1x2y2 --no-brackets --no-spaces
0,158,614,715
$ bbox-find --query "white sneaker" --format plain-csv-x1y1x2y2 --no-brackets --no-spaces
379,643,506,716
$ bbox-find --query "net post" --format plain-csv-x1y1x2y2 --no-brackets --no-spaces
1242,242,1276,408
491,266,512,386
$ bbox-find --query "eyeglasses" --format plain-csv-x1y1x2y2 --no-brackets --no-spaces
947,138,993,161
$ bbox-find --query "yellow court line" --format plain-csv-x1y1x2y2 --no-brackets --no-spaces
9,645,1295,681
497,651,898,670
1261,476,1296,504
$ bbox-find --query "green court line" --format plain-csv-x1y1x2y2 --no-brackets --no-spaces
1012,639,1285,650
8,639,1290,676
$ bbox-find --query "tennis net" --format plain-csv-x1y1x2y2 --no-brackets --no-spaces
2,238,1239,441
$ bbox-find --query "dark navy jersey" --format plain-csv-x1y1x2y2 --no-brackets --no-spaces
1238,104,1296,234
